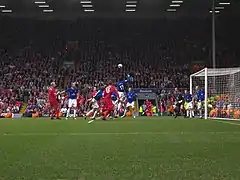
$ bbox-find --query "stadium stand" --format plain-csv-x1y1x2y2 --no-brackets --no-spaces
0,17,238,115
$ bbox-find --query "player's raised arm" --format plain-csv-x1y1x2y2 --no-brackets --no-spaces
58,90,66,95
127,73,134,82
123,74,133,84
65,87,70,93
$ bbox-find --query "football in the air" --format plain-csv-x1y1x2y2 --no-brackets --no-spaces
118,64,123,68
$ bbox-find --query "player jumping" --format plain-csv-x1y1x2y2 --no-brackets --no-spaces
48,82,60,120
65,82,79,120
116,75,132,116
121,87,136,119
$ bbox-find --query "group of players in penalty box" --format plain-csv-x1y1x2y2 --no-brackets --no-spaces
48,74,136,120
173,86,205,118
48,71,205,120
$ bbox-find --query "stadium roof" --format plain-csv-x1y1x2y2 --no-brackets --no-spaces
0,0,238,19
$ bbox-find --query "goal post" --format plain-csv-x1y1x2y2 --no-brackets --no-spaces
190,67,240,120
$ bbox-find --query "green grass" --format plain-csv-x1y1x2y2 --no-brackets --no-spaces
1,117,240,180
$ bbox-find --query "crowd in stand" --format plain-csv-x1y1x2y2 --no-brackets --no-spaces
0,17,238,115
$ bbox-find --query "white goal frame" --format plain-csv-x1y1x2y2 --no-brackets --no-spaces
190,67,240,120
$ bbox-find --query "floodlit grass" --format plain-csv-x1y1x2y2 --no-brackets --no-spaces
0,117,240,180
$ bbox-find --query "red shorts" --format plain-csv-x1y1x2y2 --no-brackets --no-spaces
103,99,114,111
49,100,59,108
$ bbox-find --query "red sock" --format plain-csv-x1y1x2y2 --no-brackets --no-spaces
50,109,55,118
103,110,112,118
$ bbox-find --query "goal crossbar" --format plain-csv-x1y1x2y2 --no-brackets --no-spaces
191,67,240,77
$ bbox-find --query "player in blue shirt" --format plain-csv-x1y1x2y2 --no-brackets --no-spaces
196,86,205,118
184,90,194,118
111,92,118,101
94,89,104,102
66,82,79,119
116,78,128,100
121,88,136,119
116,75,133,115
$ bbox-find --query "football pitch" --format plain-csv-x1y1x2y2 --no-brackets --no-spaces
1,117,240,180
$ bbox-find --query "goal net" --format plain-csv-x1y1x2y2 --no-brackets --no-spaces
190,67,240,120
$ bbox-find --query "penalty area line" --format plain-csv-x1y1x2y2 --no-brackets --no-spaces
211,119,240,126
2,131,240,136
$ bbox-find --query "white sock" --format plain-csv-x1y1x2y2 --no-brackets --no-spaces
73,109,76,118
122,109,127,117
191,110,194,117
132,111,136,118
92,110,98,118
115,108,119,116
187,110,189,117
86,109,94,116
66,108,70,118
199,109,202,117
190,110,192,118
117,103,122,112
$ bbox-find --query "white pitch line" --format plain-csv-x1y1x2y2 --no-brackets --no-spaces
210,117,240,121
212,119,240,126
2,132,177,136
2,131,240,136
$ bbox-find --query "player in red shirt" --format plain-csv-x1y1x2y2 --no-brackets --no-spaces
102,81,119,120
48,82,60,119
145,99,153,116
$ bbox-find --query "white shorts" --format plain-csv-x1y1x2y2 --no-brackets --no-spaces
187,102,193,109
118,92,126,102
112,100,118,109
68,99,77,108
127,102,135,108
61,108,67,114
92,99,99,109
197,102,202,110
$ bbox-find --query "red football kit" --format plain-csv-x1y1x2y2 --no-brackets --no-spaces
145,100,153,116
102,85,119,119
48,87,58,106
48,87,60,119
